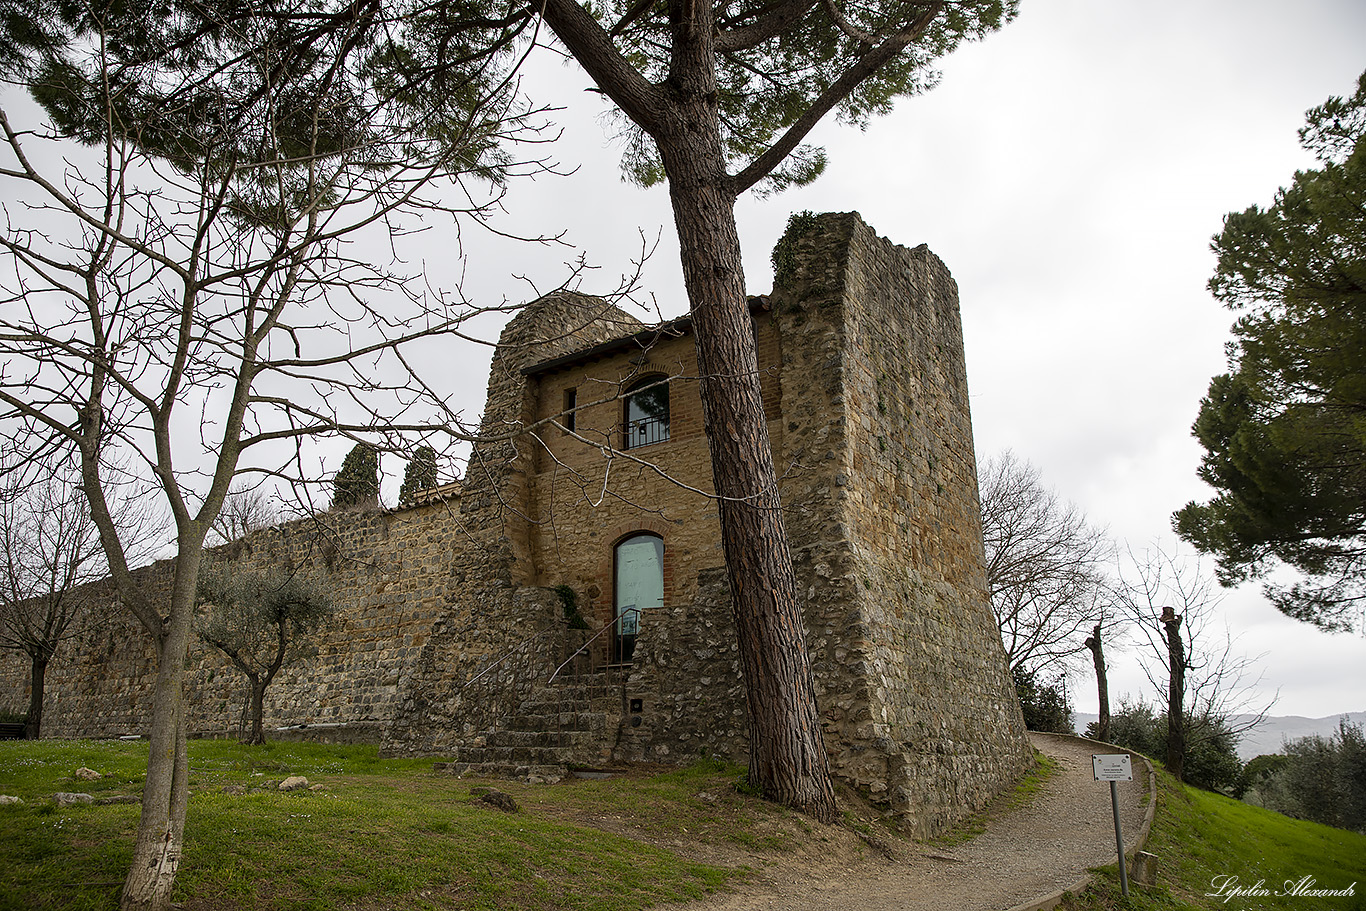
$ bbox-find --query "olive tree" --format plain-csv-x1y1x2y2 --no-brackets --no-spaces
196,564,334,745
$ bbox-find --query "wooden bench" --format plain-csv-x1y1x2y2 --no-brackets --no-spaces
0,722,27,740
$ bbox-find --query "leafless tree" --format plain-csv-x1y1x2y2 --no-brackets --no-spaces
0,457,157,739
0,4,562,907
1111,543,1275,781
206,485,281,548
0,468,103,738
1083,620,1111,742
979,451,1113,676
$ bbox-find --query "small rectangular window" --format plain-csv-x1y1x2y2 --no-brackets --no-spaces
624,377,669,449
563,387,577,433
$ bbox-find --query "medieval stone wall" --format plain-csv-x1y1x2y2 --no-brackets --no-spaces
0,292,663,747
613,567,749,765
0,498,472,740
0,220,1029,838
383,291,653,754
771,212,1030,834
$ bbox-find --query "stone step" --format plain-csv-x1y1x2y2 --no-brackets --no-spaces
434,760,566,784
518,691,625,715
485,729,606,750
506,711,615,733
523,685,623,707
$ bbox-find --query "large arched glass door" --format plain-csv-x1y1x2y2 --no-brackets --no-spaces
613,533,663,663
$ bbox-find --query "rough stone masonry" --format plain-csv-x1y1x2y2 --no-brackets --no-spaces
0,212,1029,836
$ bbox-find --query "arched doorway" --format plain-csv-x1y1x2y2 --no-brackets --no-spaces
613,532,663,663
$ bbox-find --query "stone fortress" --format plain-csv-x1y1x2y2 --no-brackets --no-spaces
0,211,1030,836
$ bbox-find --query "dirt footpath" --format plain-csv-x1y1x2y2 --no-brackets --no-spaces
666,733,1152,911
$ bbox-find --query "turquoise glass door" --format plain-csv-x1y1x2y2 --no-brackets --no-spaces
613,534,663,663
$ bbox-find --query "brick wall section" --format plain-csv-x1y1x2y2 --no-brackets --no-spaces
519,308,782,765
523,308,781,655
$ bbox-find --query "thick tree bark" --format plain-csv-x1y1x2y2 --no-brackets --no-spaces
656,5,835,823
537,0,836,821
25,654,47,739
672,176,835,820
1083,623,1109,742
121,555,198,911
1162,609,1185,783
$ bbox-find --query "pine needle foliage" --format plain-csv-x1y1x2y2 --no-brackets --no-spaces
1175,71,1366,634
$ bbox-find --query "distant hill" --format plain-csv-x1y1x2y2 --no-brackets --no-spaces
1070,710,1366,761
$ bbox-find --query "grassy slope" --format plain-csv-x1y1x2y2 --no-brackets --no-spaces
0,740,748,911
1063,766,1364,911
2,740,1363,911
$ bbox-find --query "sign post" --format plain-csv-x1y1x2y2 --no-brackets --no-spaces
1093,753,1133,896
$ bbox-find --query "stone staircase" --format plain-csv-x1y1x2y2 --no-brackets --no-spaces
435,671,627,783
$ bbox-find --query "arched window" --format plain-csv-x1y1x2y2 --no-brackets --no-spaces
613,533,663,663
623,376,669,449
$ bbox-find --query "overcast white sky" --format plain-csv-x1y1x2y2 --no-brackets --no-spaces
422,0,1365,721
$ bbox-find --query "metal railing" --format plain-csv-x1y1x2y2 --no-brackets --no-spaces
451,610,640,758
549,608,639,683
625,415,668,448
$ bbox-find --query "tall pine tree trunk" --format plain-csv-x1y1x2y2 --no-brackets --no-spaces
25,654,47,739
537,0,836,821
655,20,835,821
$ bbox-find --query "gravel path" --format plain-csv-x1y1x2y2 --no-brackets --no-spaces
666,733,1152,911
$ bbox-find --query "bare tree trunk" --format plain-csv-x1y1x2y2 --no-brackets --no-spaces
1162,608,1185,782
657,75,835,824
121,563,197,911
1084,623,1109,742
24,654,47,739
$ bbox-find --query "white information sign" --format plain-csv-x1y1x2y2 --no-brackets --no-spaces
1093,753,1134,782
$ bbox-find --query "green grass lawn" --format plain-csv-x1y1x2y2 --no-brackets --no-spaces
0,740,747,911
4,739,1363,911
1063,764,1365,911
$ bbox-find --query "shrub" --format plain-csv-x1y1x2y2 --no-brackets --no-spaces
1258,719,1366,832
1092,698,1242,794
332,443,380,509
1012,666,1073,733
